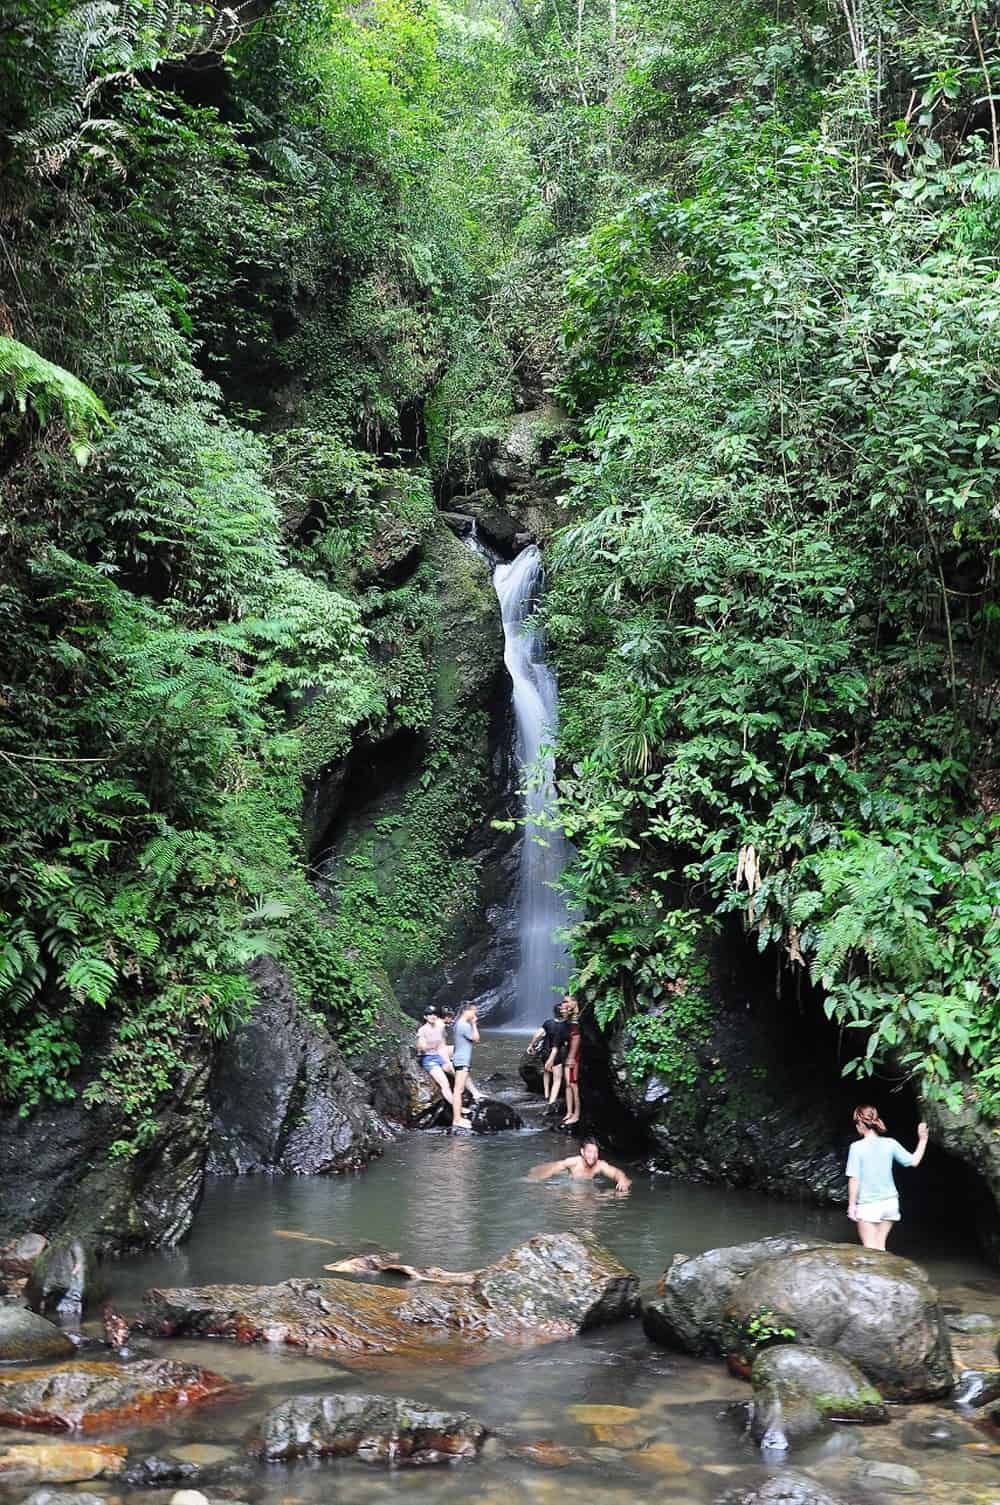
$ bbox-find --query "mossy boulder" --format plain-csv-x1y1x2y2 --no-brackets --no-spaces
253,1392,487,1464
748,1343,888,1450
0,1308,74,1364
728,1245,953,1400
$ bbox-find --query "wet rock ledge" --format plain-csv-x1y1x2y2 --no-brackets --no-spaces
142,1231,639,1356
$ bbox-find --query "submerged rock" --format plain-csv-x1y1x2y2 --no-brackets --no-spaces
853,1460,923,1494
253,1392,487,1464
0,1440,126,1485
748,1344,887,1450
728,1245,953,1401
642,1236,831,1355
0,1358,232,1432
24,1491,106,1505
713,1472,848,1505
143,1232,638,1356
207,957,395,1175
0,1307,75,1363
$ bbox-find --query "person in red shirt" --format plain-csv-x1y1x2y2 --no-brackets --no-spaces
561,995,581,1126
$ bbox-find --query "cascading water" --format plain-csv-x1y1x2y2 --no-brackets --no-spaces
492,544,575,1028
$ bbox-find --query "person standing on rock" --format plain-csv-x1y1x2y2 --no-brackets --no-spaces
451,1003,480,1129
416,1009,456,1108
846,1105,929,1250
561,996,582,1127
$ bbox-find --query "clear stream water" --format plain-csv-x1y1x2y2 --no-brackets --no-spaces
48,1036,1000,1505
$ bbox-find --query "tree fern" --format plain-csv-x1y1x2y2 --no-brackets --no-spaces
0,336,108,464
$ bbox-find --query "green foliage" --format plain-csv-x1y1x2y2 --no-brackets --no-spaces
0,335,109,464
546,2,1000,1116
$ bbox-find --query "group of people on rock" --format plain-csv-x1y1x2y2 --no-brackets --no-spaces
415,1003,481,1129
415,999,930,1246
527,994,582,1126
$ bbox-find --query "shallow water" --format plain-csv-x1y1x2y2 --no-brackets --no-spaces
15,1035,1000,1505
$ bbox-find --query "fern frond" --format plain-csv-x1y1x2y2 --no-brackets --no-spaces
0,336,109,464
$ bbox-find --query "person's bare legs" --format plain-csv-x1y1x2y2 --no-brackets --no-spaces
562,1080,580,1125
876,1218,894,1251
452,1067,472,1127
428,1064,454,1106
856,1218,881,1249
548,1062,564,1105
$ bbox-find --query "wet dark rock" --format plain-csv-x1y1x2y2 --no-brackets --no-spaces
946,1311,996,1334
853,1460,923,1494
729,1245,953,1401
27,1239,105,1320
0,1053,212,1258
918,1088,1000,1263
143,1232,638,1356
953,1367,1000,1406
411,1096,523,1133
641,1236,832,1356
207,957,395,1176
713,1469,848,1505
0,1306,75,1363
748,1344,887,1451
124,1456,200,1487
253,1392,487,1464
519,1048,546,1096
0,1358,233,1431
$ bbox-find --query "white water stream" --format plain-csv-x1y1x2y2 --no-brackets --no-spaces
492,544,575,1027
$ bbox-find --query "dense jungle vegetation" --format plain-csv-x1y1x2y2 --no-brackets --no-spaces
0,0,997,1151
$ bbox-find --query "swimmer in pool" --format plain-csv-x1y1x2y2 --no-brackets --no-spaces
527,1136,631,1195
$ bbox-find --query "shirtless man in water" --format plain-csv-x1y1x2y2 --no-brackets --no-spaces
527,1136,631,1195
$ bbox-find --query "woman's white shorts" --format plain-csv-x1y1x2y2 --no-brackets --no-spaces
855,1197,900,1223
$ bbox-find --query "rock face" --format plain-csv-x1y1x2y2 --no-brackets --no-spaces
207,958,395,1175
728,1245,953,1400
0,1055,211,1257
0,1359,232,1432
919,1088,1000,1261
143,1232,638,1356
254,1393,487,1464
0,1307,75,1363
642,1236,832,1356
0,1441,126,1486
748,1344,888,1450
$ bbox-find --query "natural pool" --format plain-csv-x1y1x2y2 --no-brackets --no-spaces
9,1035,1000,1505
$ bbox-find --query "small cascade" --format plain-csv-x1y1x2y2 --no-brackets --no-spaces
492,544,575,1028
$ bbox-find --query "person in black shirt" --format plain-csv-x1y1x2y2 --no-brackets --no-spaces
528,1011,568,1105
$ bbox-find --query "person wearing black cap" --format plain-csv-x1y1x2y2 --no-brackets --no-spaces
526,1136,631,1195
415,1008,455,1106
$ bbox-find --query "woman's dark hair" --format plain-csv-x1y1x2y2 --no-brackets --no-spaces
853,1104,886,1134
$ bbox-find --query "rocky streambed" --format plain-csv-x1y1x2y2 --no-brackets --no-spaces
1,1209,999,1505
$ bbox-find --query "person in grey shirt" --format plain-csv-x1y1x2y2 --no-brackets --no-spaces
450,1003,479,1129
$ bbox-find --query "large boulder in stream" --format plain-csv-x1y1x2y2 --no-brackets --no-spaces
748,1344,887,1450
207,957,395,1175
410,1096,523,1133
0,1359,233,1432
642,1236,832,1355
142,1232,638,1357
253,1392,487,1464
728,1245,954,1400
0,1440,126,1487
0,1307,75,1363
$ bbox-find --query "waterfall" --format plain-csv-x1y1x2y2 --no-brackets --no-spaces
492,545,574,1028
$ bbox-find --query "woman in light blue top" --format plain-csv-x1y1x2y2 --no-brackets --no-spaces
846,1104,928,1250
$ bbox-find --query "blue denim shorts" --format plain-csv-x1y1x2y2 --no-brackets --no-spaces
421,1052,446,1071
